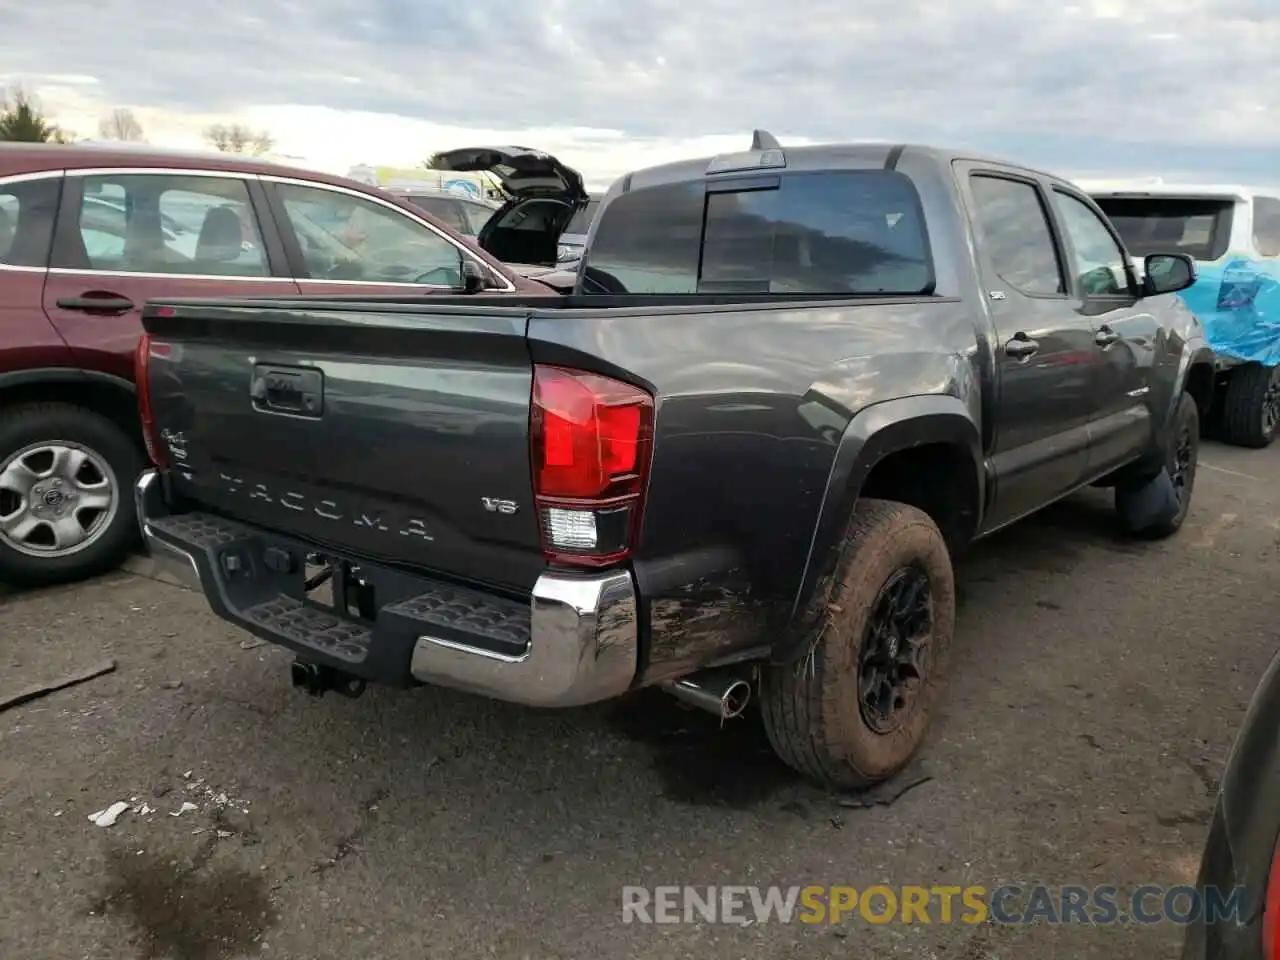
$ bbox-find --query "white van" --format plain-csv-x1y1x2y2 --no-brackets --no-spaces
1084,180,1280,448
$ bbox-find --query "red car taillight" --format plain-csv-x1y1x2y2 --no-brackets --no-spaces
134,332,171,468
530,364,654,567
1264,843,1280,959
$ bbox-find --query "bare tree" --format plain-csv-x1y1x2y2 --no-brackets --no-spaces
203,122,274,156
423,152,448,170
98,107,145,142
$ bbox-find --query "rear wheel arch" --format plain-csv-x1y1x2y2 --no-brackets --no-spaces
0,369,142,450
779,396,982,662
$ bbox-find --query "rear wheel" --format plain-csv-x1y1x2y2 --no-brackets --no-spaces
1218,362,1280,448
0,403,144,587
759,499,954,791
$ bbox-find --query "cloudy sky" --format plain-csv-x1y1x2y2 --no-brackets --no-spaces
3,0,1277,189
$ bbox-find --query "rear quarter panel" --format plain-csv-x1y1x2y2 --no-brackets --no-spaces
0,270,75,374
528,295,986,681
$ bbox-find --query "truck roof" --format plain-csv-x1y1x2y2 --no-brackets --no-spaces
616,140,1077,194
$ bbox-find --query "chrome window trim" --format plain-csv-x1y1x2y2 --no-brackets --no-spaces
295,278,453,290
259,173,516,292
0,169,67,186
46,267,295,283
0,165,517,291
63,167,259,179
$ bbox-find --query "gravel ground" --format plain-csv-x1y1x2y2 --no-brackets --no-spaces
2,441,1278,960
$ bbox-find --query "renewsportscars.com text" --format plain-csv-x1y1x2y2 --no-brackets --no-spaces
621,884,1250,926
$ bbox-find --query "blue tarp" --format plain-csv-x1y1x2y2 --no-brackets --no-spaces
1176,257,1280,367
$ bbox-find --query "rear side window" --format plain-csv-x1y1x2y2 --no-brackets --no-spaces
0,176,60,268
1092,197,1235,261
1253,197,1280,257
64,174,270,277
582,172,933,295
968,175,1064,296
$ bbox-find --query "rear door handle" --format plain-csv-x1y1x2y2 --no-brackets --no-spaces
1005,334,1040,359
56,295,135,314
1095,326,1121,346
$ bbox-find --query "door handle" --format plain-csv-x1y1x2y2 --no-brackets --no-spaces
1005,334,1040,359
1095,326,1121,346
56,295,135,314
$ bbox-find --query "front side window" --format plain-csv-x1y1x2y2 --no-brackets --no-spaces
969,175,1065,297
1253,197,1280,257
276,183,467,285
0,176,60,267
1051,191,1132,296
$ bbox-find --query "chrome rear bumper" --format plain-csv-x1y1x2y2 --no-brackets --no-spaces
134,468,639,707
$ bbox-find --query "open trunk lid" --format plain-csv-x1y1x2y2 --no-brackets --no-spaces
430,146,589,268
429,146,588,204
140,298,547,594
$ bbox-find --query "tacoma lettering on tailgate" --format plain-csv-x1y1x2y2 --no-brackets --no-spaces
218,473,434,540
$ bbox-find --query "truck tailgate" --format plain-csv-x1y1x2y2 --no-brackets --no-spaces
141,301,546,593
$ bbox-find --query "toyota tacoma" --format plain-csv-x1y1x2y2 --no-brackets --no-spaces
131,133,1213,790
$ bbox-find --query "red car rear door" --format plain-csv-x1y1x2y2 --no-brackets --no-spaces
0,173,74,375
43,170,300,383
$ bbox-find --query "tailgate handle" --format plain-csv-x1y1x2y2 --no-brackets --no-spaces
250,365,323,417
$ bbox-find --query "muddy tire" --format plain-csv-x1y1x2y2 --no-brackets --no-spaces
0,403,144,587
1218,362,1280,449
759,498,955,791
1116,391,1198,540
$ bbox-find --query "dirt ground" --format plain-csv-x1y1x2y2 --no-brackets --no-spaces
2,440,1278,959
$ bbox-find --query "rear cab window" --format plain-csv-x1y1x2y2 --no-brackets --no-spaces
1092,196,1235,261
0,176,61,267
582,171,934,296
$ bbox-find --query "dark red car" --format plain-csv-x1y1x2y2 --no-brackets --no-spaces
0,142,554,586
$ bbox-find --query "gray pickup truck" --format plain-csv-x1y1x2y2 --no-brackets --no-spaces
132,133,1212,790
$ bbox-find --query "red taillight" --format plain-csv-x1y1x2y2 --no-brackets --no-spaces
530,365,654,566
135,332,170,468
1264,844,1280,959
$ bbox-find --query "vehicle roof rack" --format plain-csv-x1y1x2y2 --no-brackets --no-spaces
751,129,780,150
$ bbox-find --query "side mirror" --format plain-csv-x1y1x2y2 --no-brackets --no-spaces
1142,253,1197,296
460,258,487,294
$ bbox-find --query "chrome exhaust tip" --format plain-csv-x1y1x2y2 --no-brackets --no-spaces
661,673,752,720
